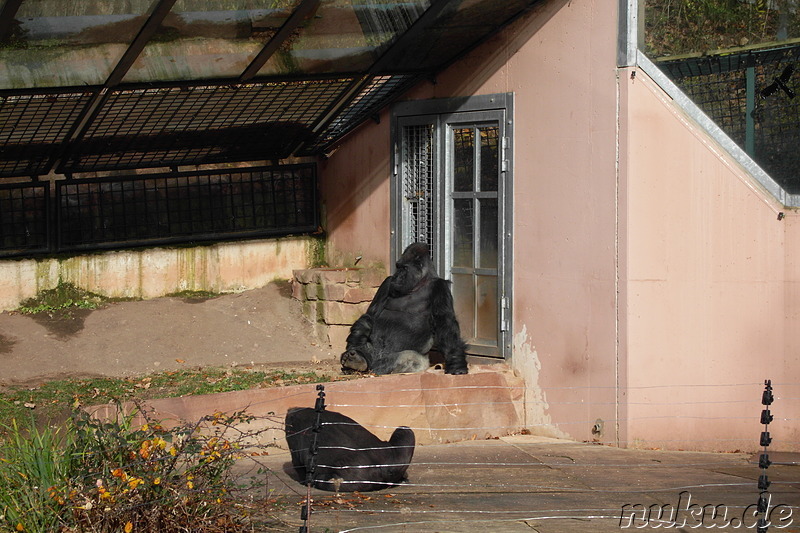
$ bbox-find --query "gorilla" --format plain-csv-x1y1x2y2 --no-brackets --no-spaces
340,242,469,375
284,407,415,492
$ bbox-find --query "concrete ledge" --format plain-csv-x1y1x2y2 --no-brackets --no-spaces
88,364,525,447
0,236,316,311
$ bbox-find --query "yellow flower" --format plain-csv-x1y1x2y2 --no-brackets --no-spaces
169,446,178,457
153,477,161,485
140,424,149,432
15,523,23,532
124,521,133,533
139,440,152,459
128,477,143,490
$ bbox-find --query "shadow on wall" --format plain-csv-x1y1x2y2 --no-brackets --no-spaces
318,0,571,262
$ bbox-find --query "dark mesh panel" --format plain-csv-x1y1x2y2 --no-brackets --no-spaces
0,91,94,177
59,80,354,172
658,45,800,193
0,182,50,256
56,165,316,251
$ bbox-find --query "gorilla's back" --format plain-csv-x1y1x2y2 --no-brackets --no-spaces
284,407,415,492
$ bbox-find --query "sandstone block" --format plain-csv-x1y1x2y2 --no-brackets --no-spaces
327,325,351,350
292,269,319,284
301,300,324,324
321,282,346,301
303,282,321,301
343,286,377,304
321,301,369,325
290,279,303,301
359,268,387,288
317,268,349,284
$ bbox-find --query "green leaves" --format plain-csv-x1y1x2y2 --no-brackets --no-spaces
16,282,106,315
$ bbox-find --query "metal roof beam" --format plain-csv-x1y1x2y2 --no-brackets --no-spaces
105,0,177,87
57,0,178,166
367,0,452,74
240,0,321,82
0,0,24,43
294,1,453,154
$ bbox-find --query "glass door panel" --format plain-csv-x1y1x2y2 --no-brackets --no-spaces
449,121,500,356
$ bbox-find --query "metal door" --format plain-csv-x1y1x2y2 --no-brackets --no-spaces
393,95,512,360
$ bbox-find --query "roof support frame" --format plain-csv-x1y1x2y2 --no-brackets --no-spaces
42,0,178,176
105,0,179,87
367,0,453,74
293,0,453,154
0,0,24,43
240,0,321,82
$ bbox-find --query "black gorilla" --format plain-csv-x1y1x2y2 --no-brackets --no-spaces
340,242,468,375
284,407,415,492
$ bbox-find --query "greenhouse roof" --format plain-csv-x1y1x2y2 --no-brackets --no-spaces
0,0,542,177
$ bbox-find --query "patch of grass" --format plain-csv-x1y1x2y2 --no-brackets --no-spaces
164,289,221,301
17,282,107,315
0,417,71,532
0,368,345,428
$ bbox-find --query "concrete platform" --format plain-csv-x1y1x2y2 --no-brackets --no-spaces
237,435,800,532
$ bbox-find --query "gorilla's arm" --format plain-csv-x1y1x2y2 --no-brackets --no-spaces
343,277,392,370
430,279,469,375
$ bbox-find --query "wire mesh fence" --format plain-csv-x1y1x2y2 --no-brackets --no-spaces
0,164,317,258
0,181,50,255
656,43,800,193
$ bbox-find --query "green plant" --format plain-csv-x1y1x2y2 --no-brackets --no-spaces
0,417,73,532
17,282,106,315
164,290,220,301
644,0,797,57
0,406,277,533
61,406,255,532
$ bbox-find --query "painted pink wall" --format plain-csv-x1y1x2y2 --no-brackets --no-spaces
624,71,798,451
319,116,393,268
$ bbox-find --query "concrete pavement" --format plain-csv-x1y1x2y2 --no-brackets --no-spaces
237,435,800,532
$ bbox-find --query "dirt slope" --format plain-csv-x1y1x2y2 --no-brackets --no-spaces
0,282,337,387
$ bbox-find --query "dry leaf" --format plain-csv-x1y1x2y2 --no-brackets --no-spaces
175,358,185,364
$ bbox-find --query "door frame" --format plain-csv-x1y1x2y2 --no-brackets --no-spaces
390,93,514,361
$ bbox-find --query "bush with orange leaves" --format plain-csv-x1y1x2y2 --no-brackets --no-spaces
2,404,275,533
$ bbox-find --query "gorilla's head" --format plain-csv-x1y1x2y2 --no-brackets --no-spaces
390,242,435,296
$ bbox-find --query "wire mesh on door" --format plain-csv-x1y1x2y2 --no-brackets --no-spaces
400,123,435,257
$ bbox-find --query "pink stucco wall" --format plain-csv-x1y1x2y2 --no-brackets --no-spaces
320,0,799,451
623,71,798,451
318,116,393,268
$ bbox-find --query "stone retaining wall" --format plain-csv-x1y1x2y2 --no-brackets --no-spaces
291,267,386,349
89,365,526,447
